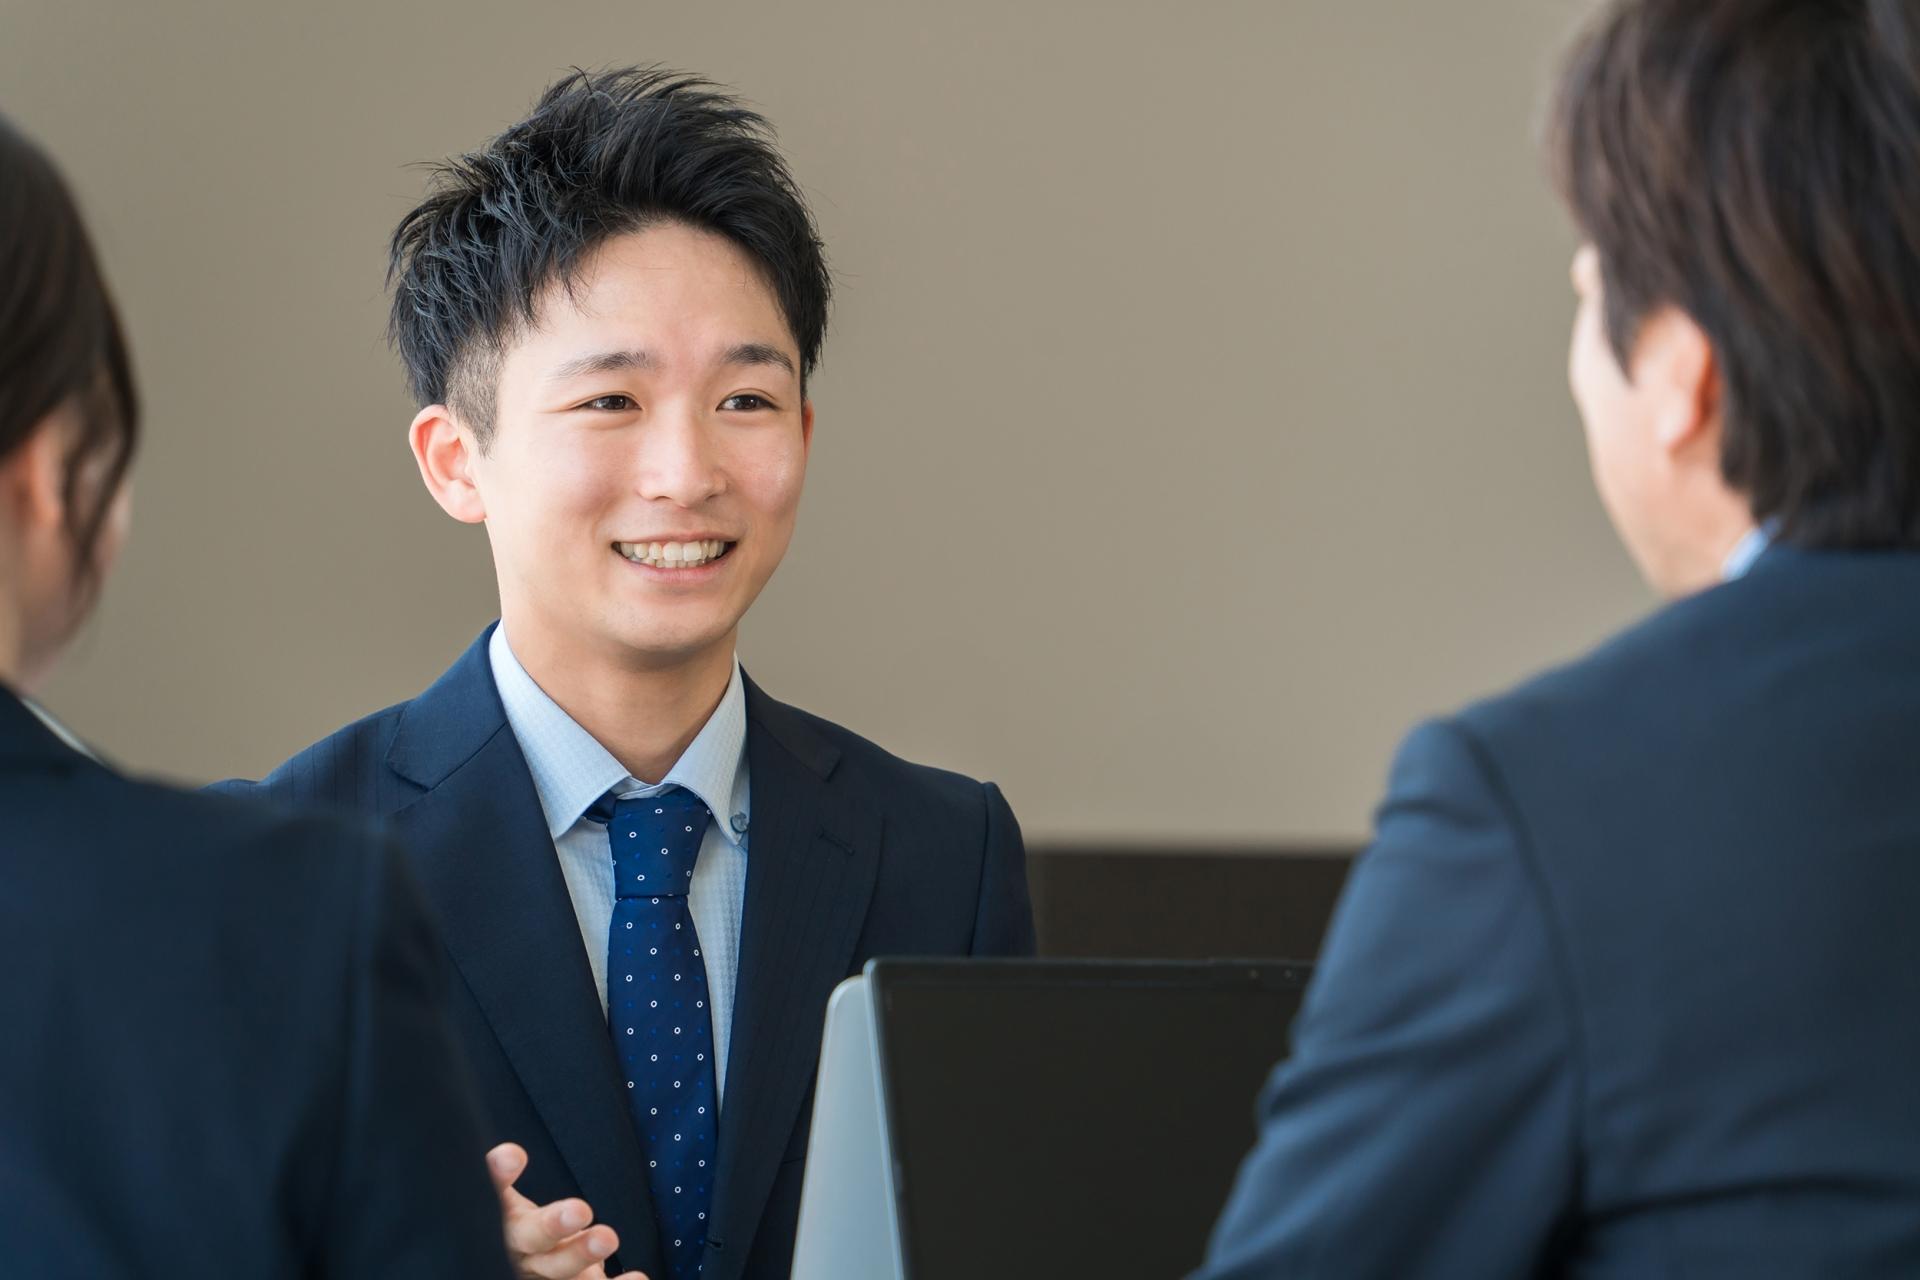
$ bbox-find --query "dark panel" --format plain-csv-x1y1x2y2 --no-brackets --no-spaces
1028,846,1357,963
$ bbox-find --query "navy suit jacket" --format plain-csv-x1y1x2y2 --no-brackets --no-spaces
0,687,512,1278
1201,547,1920,1278
215,625,1037,1280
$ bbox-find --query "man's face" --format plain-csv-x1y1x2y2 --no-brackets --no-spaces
468,221,811,670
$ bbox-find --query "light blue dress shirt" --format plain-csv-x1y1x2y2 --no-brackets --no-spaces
488,625,751,1103
1722,524,1772,581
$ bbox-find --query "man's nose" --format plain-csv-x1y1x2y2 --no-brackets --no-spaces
634,409,724,506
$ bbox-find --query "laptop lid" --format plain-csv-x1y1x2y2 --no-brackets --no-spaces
869,957,1310,1280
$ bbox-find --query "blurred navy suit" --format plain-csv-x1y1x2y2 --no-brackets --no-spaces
0,687,511,1278
1200,546,1920,1278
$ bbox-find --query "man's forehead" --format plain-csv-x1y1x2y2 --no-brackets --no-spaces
505,301,800,379
520,252,796,357
542,342,797,383
563,223,776,303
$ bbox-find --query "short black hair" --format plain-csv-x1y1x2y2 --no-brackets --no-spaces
0,112,138,603
1549,0,1920,549
388,66,831,445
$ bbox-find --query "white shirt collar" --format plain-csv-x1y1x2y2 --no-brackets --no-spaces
23,696,96,761
488,624,749,843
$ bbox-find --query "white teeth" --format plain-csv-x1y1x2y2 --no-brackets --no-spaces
617,541,731,569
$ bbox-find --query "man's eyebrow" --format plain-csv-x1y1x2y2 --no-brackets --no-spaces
721,342,796,377
546,349,661,381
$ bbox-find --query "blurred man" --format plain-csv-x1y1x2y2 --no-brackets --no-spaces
1198,2,1920,1275
0,113,513,1279
218,69,1034,1280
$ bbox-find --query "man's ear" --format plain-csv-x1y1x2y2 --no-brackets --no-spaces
1634,307,1721,458
409,404,488,524
800,398,815,453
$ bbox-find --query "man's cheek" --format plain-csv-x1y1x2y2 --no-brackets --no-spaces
755,455,809,512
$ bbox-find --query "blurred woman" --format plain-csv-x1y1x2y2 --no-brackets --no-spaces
0,113,515,1278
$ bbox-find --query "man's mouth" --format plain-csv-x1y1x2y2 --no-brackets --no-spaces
614,539,735,570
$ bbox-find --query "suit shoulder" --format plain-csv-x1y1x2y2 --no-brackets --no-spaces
1442,551,1920,808
1453,569,1794,752
759,698,1001,815
69,766,390,891
211,700,416,814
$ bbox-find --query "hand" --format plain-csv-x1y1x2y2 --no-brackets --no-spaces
487,1142,649,1280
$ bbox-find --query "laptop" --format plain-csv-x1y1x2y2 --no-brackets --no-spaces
790,957,1311,1280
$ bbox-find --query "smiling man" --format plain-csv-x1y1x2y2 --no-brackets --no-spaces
219,69,1034,1280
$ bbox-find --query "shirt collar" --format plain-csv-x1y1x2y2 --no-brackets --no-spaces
24,696,96,761
488,624,749,842
1721,523,1774,582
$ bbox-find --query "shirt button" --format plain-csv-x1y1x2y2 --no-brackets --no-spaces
730,813,749,835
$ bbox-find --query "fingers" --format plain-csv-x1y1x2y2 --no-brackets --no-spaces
514,1222,620,1279
502,1193,619,1277
487,1142,531,1207
487,1142,631,1280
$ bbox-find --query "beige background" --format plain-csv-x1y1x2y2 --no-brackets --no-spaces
6,0,1645,843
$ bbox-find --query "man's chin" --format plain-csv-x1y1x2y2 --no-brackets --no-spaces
599,623,739,672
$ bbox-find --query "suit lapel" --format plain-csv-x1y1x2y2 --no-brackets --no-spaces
706,678,882,1278
384,630,661,1274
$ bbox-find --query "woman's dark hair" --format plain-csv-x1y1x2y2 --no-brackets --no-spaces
1549,0,1920,548
388,66,832,447
0,114,139,598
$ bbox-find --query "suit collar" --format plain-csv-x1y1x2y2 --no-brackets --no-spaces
1745,536,1821,578
0,685,90,770
388,626,835,793
741,673,839,781
387,625,510,789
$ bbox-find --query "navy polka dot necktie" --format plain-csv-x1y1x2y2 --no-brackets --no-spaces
600,787,719,1280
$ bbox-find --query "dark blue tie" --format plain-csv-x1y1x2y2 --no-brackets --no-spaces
603,788,719,1280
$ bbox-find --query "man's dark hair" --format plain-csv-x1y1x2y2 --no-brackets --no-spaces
1549,0,1920,548
388,66,831,446
0,113,139,604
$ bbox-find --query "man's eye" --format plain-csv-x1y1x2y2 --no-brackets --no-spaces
721,394,771,411
583,394,637,412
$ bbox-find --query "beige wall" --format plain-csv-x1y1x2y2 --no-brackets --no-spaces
6,0,1643,843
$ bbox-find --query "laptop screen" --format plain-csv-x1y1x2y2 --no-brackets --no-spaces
870,959,1309,1280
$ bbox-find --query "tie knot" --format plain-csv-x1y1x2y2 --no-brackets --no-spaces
604,787,709,899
